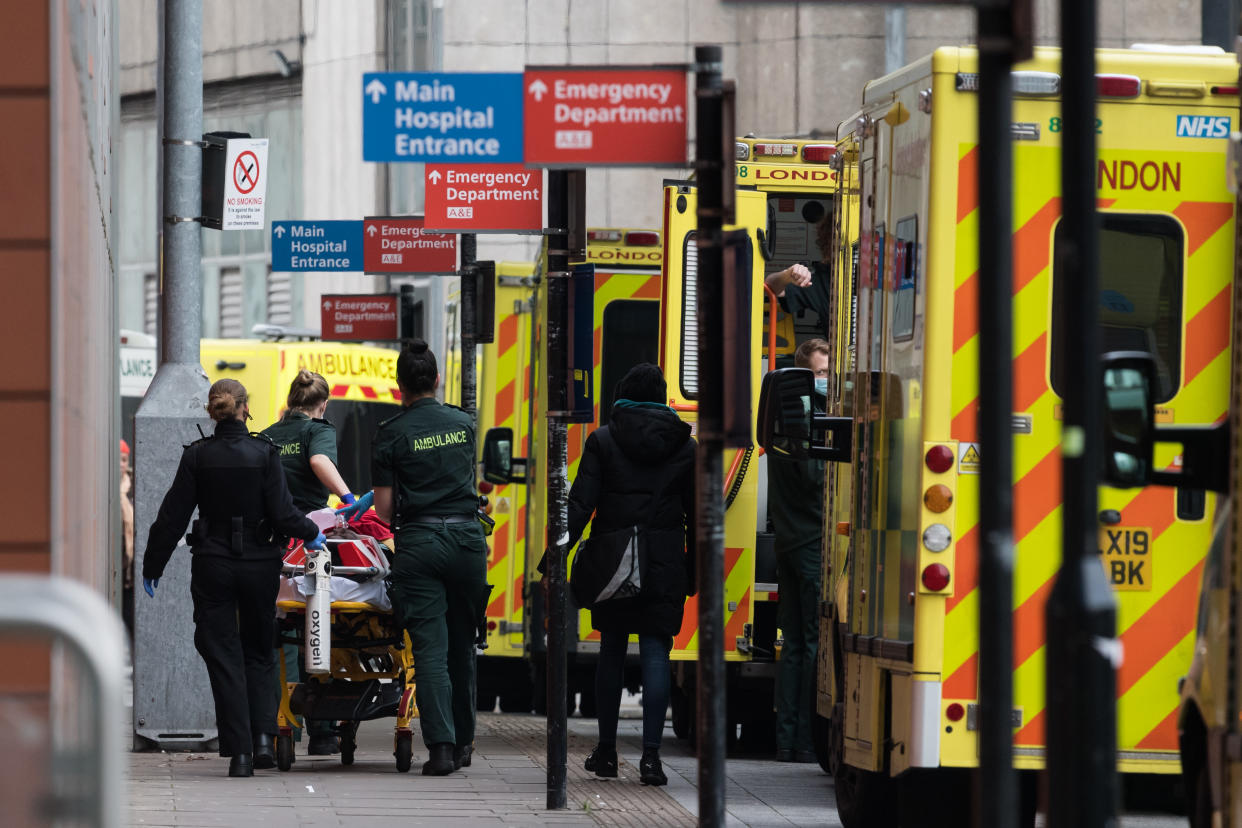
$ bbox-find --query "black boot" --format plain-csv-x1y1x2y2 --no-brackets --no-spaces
453,744,474,769
228,754,255,777
307,734,340,755
422,742,456,776
584,744,618,778
639,749,667,786
252,734,275,770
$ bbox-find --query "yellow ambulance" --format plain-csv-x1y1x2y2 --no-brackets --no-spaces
201,334,403,494
769,45,1236,826
474,233,665,713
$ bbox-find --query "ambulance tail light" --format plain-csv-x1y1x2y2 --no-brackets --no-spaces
1011,71,1061,96
588,230,622,242
925,445,954,474
1096,74,1141,98
624,231,660,246
1212,85,1239,96
946,703,965,722
924,484,953,513
754,142,797,157
921,563,951,592
802,144,836,162
736,141,750,161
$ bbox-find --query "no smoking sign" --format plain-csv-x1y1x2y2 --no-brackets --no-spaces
233,150,260,194
221,138,268,230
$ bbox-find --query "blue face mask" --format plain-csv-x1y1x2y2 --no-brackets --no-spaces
814,377,828,396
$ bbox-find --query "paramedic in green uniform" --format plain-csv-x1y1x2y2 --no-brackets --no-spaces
346,339,487,776
260,369,358,756
767,338,829,762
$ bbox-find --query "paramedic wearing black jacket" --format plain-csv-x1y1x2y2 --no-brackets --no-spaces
142,378,324,778
566,363,696,787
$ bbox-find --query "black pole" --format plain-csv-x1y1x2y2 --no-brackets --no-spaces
460,233,477,423
544,172,571,811
1046,1,1118,825
976,6,1017,827
694,43,727,828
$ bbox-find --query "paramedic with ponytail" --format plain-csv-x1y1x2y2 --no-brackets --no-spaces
141,378,325,778
260,369,356,756
341,339,488,776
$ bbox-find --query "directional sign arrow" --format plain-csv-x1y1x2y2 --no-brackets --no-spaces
428,170,442,185
323,299,333,310
367,225,379,237
365,78,387,104
528,79,548,102
273,225,286,238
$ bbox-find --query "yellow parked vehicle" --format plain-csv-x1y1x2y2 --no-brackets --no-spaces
474,233,665,712
756,45,1236,826
201,334,403,493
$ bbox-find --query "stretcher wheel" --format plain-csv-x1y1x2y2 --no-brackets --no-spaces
276,734,293,772
340,721,358,766
394,731,412,773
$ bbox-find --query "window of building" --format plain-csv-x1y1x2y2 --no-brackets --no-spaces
1051,213,1184,404
219,267,243,338
143,273,158,336
267,269,292,326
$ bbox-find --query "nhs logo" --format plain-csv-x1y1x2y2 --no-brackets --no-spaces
1176,114,1231,138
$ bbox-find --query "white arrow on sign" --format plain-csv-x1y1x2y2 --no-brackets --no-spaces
273,226,286,238
428,170,442,185
367,225,378,237
323,300,333,310
528,79,548,102
365,78,388,104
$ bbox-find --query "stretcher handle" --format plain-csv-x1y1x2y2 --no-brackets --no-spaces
281,564,382,576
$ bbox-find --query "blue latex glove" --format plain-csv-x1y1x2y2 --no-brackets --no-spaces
335,490,373,522
341,492,357,506
305,531,327,551
143,577,158,598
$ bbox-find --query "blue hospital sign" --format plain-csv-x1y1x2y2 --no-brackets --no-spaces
362,72,524,163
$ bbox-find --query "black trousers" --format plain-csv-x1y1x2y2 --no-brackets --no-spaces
190,554,282,757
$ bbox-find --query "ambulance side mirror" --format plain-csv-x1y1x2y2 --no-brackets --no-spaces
1099,351,1157,489
757,368,851,463
482,427,526,485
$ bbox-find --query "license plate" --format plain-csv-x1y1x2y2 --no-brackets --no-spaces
1098,526,1152,591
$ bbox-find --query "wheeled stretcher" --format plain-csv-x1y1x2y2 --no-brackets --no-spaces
274,531,419,772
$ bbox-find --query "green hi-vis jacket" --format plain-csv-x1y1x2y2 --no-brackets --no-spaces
260,411,338,514
371,397,478,522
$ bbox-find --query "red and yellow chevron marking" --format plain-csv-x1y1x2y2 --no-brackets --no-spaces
329,383,401,402
571,269,662,642
480,289,534,657
671,546,752,658
941,142,1232,764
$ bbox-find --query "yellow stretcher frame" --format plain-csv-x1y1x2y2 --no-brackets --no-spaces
275,599,418,772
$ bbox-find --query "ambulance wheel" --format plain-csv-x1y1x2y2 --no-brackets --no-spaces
276,734,293,772
394,731,413,773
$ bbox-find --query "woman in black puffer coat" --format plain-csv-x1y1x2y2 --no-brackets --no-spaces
566,363,695,787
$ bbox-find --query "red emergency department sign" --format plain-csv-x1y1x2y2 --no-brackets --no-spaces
423,164,543,232
362,217,458,273
522,66,688,167
320,294,399,341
